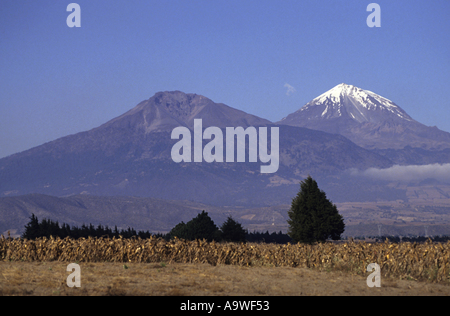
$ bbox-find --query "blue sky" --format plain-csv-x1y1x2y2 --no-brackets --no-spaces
1,0,449,158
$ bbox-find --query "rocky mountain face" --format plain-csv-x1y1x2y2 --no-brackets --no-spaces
278,83,450,151
2,88,450,236
0,194,232,236
103,91,272,133
0,91,392,206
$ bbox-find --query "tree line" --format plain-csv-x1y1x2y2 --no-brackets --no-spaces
21,175,347,244
374,235,450,243
21,212,294,244
21,214,161,240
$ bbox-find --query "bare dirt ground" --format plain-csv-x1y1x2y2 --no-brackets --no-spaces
0,261,449,296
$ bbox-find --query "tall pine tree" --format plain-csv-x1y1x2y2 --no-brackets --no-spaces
22,213,40,239
169,211,220,241
220,216,247,242
287,176,345,243
186,211,220,242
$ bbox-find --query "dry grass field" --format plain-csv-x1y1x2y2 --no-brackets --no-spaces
1,235,450,296
1,261,450,296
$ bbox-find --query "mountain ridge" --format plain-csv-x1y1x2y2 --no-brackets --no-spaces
101,91,272,134
1,87,450,236
0,90,392,204
278,83,450,150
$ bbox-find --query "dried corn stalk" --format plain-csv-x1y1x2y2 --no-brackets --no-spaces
1,235,449,283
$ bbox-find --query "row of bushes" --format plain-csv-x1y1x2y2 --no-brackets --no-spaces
21,212,293,244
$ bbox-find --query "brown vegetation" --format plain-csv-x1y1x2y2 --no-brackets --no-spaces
2,261,450,296
1,235,450,283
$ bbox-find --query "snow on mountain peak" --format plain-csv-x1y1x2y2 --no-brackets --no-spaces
277,84,450,151
312,83,390,106
298,83,413,122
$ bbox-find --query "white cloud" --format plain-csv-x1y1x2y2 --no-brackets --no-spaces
284,83,296,96
350,163,450,182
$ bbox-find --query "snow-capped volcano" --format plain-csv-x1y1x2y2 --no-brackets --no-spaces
278,83,450,150
287,83,414,124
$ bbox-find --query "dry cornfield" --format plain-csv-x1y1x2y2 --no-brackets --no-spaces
1,235,450,283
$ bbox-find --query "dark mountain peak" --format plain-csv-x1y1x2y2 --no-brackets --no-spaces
153,91,203,109
104,90,271,133
151,91,216,122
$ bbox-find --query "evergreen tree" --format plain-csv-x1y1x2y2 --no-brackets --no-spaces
220,216,247,242
96,224,105,236
186,211,220,241
170,211,221,241
39,218,51,238
169,221,189,239
287,176,345,243
113,225,119,238
61,223,71,238
22,213,40,239
88,223,95,237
